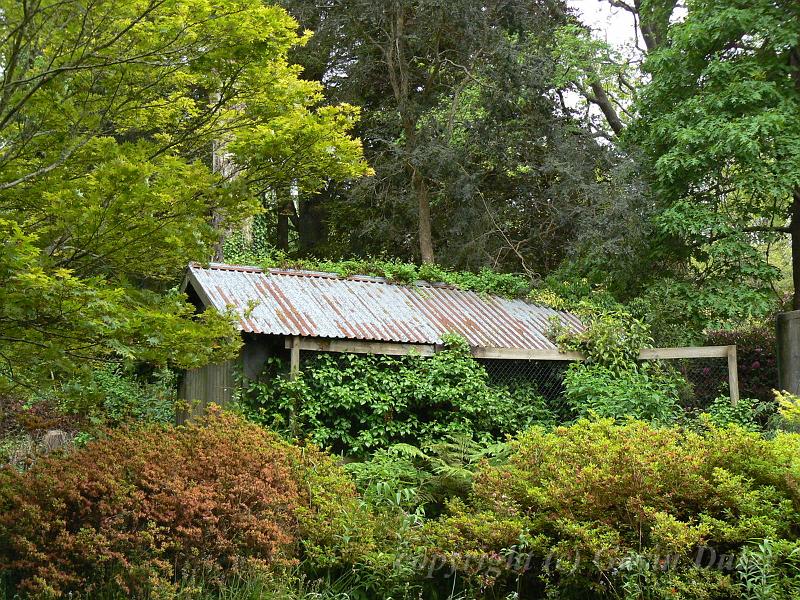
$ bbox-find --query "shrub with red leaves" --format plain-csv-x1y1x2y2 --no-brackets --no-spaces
0,409,346,597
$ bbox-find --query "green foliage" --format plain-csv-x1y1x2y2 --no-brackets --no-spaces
425,419,800,597
552,306,685,424
617,561,738,600
0,0,370,395
701,396,773,432
221,250,535,299
555,308,653,370
55,366,177,427
245,336,553,456
0,565,427,600
633,0,799,311
737,538,800,600
775,390,800,432
1,220,243,392
346,447,428,513
564,362,683,424
551,23,639,133
8,413,800,599
529,273,625,313
345,435,509,515
275,0,640,275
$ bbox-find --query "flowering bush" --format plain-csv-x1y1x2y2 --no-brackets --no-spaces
0,410,359,597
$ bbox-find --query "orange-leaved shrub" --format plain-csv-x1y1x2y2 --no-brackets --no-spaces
0,408,360,597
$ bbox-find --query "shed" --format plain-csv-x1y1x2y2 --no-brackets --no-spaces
178,262,585,417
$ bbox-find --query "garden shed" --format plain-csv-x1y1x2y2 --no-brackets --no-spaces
179,262,741,420
179,262,587,414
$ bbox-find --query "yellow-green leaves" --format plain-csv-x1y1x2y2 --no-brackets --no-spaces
0,0,370,393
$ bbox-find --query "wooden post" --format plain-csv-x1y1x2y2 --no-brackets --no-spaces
727,345,740,406
289,335,301,380
289,336,301,437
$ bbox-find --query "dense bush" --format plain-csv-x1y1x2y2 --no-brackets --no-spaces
345,435,509,517
701,395,774,432
554,308,690,424
6,409,800,599
553,309,653,370
57,365,177,426
563,362,683,423
422,419,800,598
0,410,361,598
245,336,554,455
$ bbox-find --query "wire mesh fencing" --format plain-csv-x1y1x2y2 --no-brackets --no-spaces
478,347,739,412
478,358,571,405
290,345,739,415
642,356,733,410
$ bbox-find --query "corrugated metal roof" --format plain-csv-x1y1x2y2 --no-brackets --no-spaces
184,262,583,351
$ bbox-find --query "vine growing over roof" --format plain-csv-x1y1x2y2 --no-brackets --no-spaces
220,245,536,298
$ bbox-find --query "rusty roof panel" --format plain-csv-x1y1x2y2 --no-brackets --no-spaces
185,263,583,350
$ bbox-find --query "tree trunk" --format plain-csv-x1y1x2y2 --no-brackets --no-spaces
589,80,625,136
412,168,435,263
276,208,290,252
211,211,225,262
791,46,800,309
385,5,435,264
792,189,800,310
298,194,327,256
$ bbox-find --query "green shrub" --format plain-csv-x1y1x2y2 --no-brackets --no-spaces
245,336,554,456
553,307,690,425
345,435,510,516
552,309,653,369
39,365,177,427
701,396,774,432
0,410,361,598
423,419,800,598
345,446,429,512
563,362,683,423
736,538,800,600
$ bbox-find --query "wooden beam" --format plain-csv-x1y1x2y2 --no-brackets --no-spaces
470,347,585,361
285,337,436,357
283,338,737,379
727,345,740,405
638,346,731,360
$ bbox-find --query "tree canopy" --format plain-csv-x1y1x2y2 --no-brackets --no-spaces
230,0,645,277
2,0,798,393
634,0,800,312
0,0,370,393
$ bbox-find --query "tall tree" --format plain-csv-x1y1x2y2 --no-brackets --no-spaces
0,0,370,393
634,0,800,312
552,0,681,137
274,0,635,276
